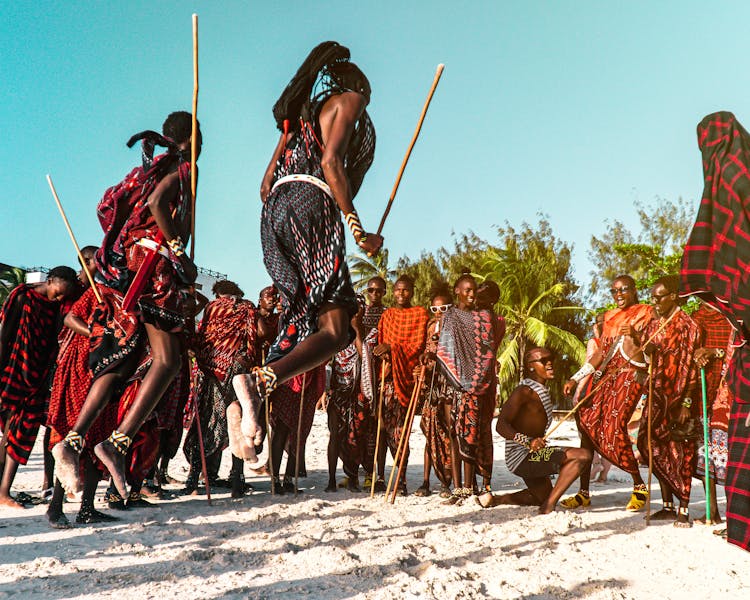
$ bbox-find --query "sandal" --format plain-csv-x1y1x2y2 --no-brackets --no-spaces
626,487,649,512
560,491,591,509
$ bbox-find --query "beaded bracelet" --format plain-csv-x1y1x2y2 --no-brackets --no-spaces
167,237,185,258
344,210,365,241
513,432,531,449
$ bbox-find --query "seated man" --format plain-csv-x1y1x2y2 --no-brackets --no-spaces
477,347,591,514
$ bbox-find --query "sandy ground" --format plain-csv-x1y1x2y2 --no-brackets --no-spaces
0,414,747,600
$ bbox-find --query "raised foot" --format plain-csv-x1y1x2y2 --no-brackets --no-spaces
232,374,262,440
94,441,128,499
475,492,494,509
46,508,72,529
52,442,82,494
227,402,259,462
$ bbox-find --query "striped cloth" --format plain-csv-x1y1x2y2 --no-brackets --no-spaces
505,378,553,474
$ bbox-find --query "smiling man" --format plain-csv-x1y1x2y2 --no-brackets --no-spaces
477,347,592,514
561,275,655,511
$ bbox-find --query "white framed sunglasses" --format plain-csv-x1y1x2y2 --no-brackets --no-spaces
429,304,452,314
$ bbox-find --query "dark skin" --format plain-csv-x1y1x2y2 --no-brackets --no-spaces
446,279,477,494
258,92,382,387
325,307,365,493
372,280,413,481
365,278,386,308
414,295,452,495
643,283,693,527
478,348,592,514
562,277,646,491
53,134,201,500
0,277,76,508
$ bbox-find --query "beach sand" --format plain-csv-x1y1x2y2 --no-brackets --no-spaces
0,414,746,599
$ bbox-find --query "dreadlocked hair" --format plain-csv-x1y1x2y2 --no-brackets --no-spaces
272,41,351,132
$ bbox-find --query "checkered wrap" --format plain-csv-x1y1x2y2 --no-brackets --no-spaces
726,398,750,551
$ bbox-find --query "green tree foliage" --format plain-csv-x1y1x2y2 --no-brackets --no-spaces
348,248,397,291
588,197,695,303
0,264,25,306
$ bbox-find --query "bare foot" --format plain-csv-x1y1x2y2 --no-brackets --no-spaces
674,514,692,528
347,478,361,493
46,508,72,528
475,491,494,508
227,402,258,461
0,494,27,509
695,514,722,525
94,441,128,499
646,508,676,521
232,374,262,440
52,442,82,494
324,481,338,492
538,502,555,515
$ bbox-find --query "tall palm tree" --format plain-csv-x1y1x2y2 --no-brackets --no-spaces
347,248,396,291
0,264,25,306
477,227,587,404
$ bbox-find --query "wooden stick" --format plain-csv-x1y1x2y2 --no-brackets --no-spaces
544,308,679,441
46,174,102,303
646,360,654,525
375,64,444,237
384,373,424,501
370,363,387,497
189,13,199,260
294,373,307,496
192,387,212,506
262,351,275,495
390,373,425,504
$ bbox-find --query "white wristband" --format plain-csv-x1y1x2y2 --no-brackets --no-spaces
571,362,595,383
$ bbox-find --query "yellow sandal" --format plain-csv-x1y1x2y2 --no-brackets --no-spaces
560,491,591,509
626,487,649,511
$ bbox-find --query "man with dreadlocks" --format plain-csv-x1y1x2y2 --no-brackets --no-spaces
53,111,201,501
232,42,381,471
680,111,750,551
373,275,428,495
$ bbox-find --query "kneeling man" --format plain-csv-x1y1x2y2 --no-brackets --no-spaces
477,347,591,514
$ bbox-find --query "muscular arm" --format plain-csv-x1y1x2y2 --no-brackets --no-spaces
260,133,287,202
64,312,90,338
497,386,547,451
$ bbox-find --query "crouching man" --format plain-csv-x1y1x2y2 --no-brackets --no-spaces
477,347,591,514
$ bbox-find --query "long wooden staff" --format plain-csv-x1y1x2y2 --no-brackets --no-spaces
375,64,445,237
384,373,424,501
646,360,654,525
544,307,679,441
261,350,275,495
189,13,199,260
370,363,387,497
390,372,426,504
191,361,211,505
46,175,102,303
294,373,307,496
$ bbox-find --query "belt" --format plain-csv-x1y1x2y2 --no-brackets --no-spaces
271,174,333,199
136,238,170,259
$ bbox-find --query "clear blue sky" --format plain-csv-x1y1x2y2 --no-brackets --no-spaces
2,1,747,299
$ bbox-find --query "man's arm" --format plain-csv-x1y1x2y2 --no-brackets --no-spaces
260,133,287,202
64,312,90,338
319,92,383,256
497,387,546,452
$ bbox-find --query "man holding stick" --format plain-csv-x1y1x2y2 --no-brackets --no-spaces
232,41,381,462
477,347,592,514
54,112,201,500
561,275,655,511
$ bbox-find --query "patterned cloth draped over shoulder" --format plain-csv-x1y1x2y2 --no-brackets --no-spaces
0,285,62,464
378,306,429,406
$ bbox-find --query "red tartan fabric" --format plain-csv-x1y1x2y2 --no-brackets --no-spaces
726,398,750,551
692,305,734,406
378,306,428,406
578,303,654,473
681,112,750,335
0,285,61,464
636,310,702,503
195,297,257,382
47,287,119,475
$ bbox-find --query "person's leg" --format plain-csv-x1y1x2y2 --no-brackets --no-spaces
415,447,432,496
539,448,592,514
326,405,340,492
46,479,71,528
77,454,117,523
696,476,722,524
95,325,181,498
230,454,245,499
42,428,54,493
270,422,290,494
444,401,462,490
0,455,23,508
478,477,551,508
649,478,677,520
561,427,595,508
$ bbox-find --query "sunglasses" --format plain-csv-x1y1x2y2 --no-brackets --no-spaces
366,287,385,294
609,285,632,296
650,291,673,302
429,304,452,314
529,357,554,365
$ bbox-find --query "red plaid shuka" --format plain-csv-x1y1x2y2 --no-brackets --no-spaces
636,309,701,503
691,305,734,404
378,306,429,406
0,285,62,464
680,111,750,550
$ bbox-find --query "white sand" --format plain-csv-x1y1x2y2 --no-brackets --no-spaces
0,415,746,600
